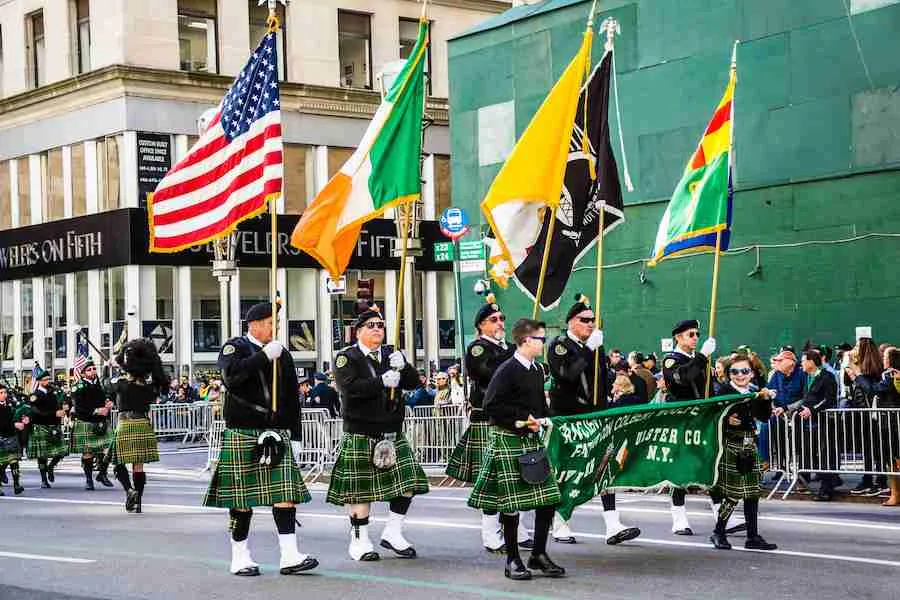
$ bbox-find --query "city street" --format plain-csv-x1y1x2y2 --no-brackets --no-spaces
1,452,898,600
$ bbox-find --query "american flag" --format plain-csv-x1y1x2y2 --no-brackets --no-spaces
30,364,41,393
148,31,283,252
73,334,90,380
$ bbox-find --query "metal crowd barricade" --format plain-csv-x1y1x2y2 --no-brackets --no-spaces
296,408,332,481
204,419,226,471
110,402,214,444
767,408,900,499
404,411,468,467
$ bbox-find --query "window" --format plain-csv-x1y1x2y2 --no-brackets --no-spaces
97,136,122,211
21,280,33,360
45,149,65,221
71,144,87,216
286,269,316,352
248,0,286,81
283,144,314,214
178,0,218,73
1,26,5,97
0,161,10,230
434,155,451,215
17,159,30,226
73,0,91,74
45,276,66,359
191,267,220,352
1,281,14,361
338,10,372,89
26,11,46,89
399,18,431,95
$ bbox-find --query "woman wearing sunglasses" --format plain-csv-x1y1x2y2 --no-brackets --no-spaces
709,353,778,551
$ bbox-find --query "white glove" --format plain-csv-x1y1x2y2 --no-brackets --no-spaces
262,341,283,361
381,371,401,388
388,350,406,370
585,329,604,351
700,337,716,357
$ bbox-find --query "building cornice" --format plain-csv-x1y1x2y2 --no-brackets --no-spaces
0,65,448,132
430,0,510,12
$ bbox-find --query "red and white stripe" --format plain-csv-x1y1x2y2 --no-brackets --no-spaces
149,109,283,252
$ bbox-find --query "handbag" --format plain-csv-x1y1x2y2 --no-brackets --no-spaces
517,447,551,485
92,421,108,436
0,436,19,453
372,433,398,470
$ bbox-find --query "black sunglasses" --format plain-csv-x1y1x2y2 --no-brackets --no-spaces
685,331,700,338
730,367,752,376
576,316,594,324
363,321,386,330
488,314,506,323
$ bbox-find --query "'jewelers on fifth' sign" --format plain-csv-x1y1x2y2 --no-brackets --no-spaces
0,230,103,269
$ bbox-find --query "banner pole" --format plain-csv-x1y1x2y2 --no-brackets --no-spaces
704,229,723,399
591,205,605,406
391,202,413,402
268,3,280,414
531,207,558,319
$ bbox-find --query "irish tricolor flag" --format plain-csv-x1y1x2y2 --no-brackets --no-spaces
291,19,428,279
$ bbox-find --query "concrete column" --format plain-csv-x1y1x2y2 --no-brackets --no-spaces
384,270,398,348
276,267,288,345
230,269,242,338
29,155,42,225
12,281,22,374
175,267,193,377
84,141,99,214
423,271,439,369
124,265,141,341
10,160,19,228
62,145,73,218
140,266,157,320
65,273,76,372
87,271,101,363
218,0,252,77
422,154,436,220
121,131,139,208
32,277,45,366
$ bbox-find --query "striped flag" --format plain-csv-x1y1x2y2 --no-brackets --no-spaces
73,334,89,381
290,19,429,279
148,31,283,252
648,48,736,266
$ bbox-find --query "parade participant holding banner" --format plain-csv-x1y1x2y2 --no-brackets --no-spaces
69,360,115,490
110,340,167,513
710,353,777,551
469,318,564,581
26,369,68,489
0,385,26,496
203,301,318,577
447,294,533,553
662,319,716,535
328,304,429,562
547,294,639,546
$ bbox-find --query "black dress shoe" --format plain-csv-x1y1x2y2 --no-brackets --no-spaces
709,532,732,550
553,535,576,544
504,558,532,581
607,527,641,545
41,482,51,489
14,485,24,495
359,551,380,562
233,566,260,577
96,472,114,487
745,535,777,551
518,538,534,549
125,489,139,512
380,539,417,558
673,527,693,536
47,469,55,483
725,522,748,535
484,544,507,554
527,553,565,578
84,480,95,491
280,557,319,574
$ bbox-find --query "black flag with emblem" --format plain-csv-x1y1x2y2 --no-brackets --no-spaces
513,49,625,310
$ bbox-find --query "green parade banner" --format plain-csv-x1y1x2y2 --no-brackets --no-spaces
545,394,752,520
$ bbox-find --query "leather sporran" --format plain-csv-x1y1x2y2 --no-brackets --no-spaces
372,434,398,470
254,430,285,468
48,427,63,445
517,448,551,485
92,421,108,436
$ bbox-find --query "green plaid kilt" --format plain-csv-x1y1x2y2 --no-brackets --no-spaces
0,436,21,465
326,432,430,505
446,421,491,483
27,425,69,460
203,428,311,508
69,420,114,455
109,418,159,465
713,435,762,500
467,427,561,513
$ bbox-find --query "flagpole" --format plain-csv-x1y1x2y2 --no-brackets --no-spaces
531,208,558,319
704,229,723,399
267,1,281,413
592,206,605,405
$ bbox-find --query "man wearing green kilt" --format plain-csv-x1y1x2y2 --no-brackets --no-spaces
468,318,564,581
710,351,778,551
110,340,167,513
0,385,27,495
202,302,318,577
447,293,530,553
328,304,429,561
69,360,115,490
26,369,68,488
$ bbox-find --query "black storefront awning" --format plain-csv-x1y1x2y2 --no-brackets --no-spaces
0,208,453,281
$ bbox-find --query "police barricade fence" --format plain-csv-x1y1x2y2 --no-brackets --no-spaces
110,402,215,444
766,408,900,499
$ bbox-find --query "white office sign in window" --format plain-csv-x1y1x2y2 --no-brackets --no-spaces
325,276,347,295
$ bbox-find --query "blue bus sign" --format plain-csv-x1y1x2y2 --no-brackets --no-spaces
439,207,470,241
